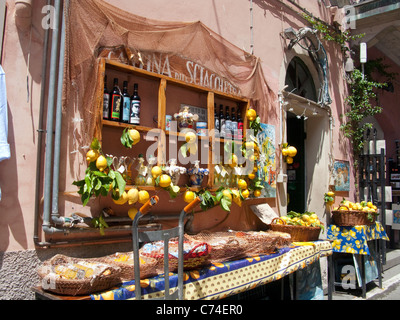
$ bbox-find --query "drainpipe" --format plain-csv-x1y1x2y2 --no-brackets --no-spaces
33,0,51,245
41,0,64,234
51,0,69,227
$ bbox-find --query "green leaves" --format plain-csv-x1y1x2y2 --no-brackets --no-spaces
120,128,135,148
73,161,113,206
196,189,217,211
91,213,109,236
341,69,386,156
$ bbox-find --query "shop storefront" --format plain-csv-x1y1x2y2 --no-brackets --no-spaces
0,0,396,301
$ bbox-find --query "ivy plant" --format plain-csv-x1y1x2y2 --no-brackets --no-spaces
340,68,385,174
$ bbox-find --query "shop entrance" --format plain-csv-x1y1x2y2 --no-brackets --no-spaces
287,113,306,213
284,56,318,213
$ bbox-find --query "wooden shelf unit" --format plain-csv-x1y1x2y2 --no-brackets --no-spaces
96,58,251,191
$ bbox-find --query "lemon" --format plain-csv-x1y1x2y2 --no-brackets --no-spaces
237,179,247,190
128,129,141,145
253,166,258,173
245,142,258,151
327,191,335,197
127,188,139,205
86,149,99,163
138,190,150,204
113,191,128,205
151,166,162,179
246,109,257,121
185,132,197,144
287,146,297,158
232,190,242,207
183,190,195,203
96,155,108,172
248,173,256,180
282,148,289,157
286,157,294,164
254,189,262,197
241,189,250,199
187,143,198,155
159,174,172,188
128,207,138,220
222,189,232,201
367,201,373,208
229,154,238,168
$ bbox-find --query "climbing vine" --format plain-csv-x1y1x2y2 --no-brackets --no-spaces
340,68,385,159
303,13,364,53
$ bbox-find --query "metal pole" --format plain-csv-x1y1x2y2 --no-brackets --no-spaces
51,0,69,224
42,0,62,232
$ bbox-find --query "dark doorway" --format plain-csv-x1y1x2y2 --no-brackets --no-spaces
287,112,306,213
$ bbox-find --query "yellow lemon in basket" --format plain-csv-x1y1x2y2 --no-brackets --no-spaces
151,166,162,179
183,190,195,203
367,201,373,208
246,109,257,121
86,149,99,163
96,155,108,172
127,188,139,205
185,131,197,144
159,174,172,188
237,179,247,190
138,190,150,204
128,207,138,220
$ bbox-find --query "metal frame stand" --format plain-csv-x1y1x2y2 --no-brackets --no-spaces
132,196,201,300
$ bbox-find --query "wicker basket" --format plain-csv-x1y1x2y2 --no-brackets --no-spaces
37,254,122,296
140,240,211,272
270,218,321,242
332,206,377,226
101,252,159,281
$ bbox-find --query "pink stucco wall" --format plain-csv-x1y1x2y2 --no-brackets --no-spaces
0,0,354,252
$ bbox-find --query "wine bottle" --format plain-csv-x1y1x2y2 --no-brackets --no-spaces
237,109,243,141
121,81,131,123
214,103,220,138
110,78,122,121
219,104,225,138
231,107,238,140
103,75,110,120
225,106,232,140
130,83,141,125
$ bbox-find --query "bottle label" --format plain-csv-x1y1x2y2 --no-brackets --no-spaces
220,119,226,138
225,120,232,139
130,99,141,125
238,122,244,140
111,94,121,120
231,121,238,139
103,94,110,119
122,97,130,122
214,118,220,137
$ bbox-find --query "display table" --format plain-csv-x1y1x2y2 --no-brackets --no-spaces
327,222,389,299
90,241,332,300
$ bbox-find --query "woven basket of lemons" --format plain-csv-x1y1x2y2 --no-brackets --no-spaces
332,201,378,226
270,212,323,242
